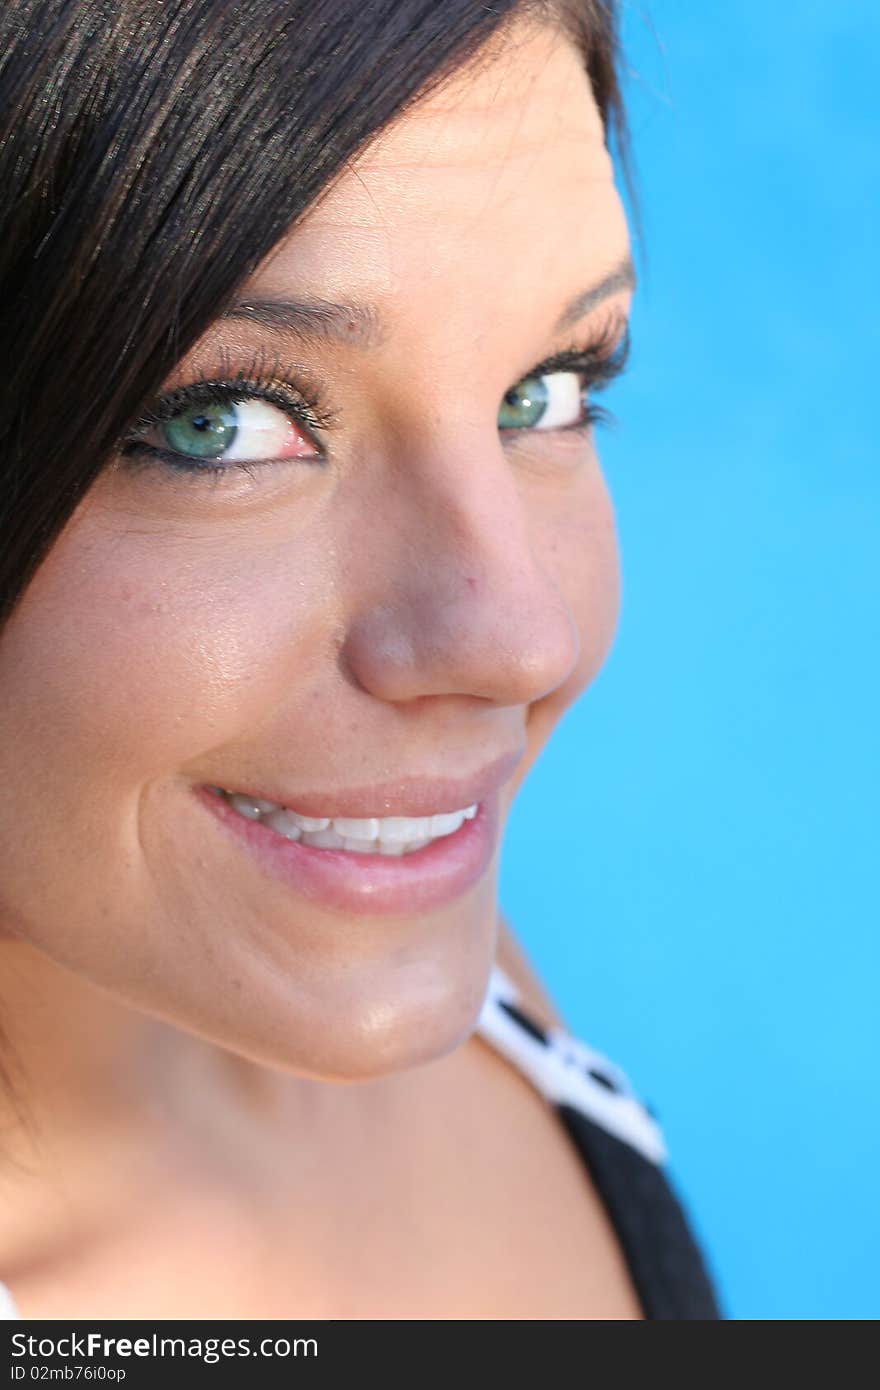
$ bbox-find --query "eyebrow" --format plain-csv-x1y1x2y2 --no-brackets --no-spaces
552,254,636,334
222,252,636,350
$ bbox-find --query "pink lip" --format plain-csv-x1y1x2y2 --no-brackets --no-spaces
193,748,523,917
205,748,524,820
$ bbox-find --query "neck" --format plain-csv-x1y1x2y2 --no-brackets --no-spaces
0,939,246,1137
0,938,297,1276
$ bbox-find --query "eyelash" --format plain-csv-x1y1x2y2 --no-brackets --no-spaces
119,344,338,480
118,321,630,480
514,317,630,435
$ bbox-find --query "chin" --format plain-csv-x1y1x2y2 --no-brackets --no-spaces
210,946,495,1085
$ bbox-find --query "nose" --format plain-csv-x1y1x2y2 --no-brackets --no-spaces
341,431,581,706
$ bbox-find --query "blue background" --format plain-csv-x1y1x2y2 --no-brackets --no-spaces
499,1,879,1320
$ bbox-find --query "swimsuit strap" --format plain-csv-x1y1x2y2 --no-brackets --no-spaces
477,961,723,1319
476,962,667,1164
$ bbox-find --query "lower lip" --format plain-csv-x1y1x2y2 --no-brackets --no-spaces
195,786,502,917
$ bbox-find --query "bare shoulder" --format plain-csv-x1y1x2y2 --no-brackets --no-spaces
493,913,569,1032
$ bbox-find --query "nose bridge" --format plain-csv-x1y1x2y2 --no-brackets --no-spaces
414,437,548,607
342,430,581,705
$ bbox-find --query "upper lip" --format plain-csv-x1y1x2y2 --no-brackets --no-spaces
206,746,524,819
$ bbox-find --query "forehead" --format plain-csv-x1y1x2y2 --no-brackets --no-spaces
251,20,626,331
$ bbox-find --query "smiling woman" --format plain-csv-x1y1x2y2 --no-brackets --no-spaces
0,0,720,1320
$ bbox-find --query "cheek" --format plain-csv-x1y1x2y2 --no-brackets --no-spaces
0,522,333,781
519,453,620,770
0,511,337,941
537,454,621,703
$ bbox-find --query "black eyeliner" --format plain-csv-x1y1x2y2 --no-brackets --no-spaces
118,318,631,477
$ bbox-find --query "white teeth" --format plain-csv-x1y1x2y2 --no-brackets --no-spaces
218,788,478,853
262,809,302,841
342,836,376,853
333,817,380,841
375,815,434,844
290,814,330,832
300,828,345,850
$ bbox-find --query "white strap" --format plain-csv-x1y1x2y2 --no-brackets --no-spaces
476,964,668,1165
0,1280,19,1319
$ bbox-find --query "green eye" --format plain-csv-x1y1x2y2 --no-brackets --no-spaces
162,403,239,459
498,375,550,430
498,371,589,432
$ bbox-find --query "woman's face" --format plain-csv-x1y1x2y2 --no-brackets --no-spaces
0,20,632,1079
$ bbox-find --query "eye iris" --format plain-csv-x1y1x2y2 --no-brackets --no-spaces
498,375,548,429
162,402,238,458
